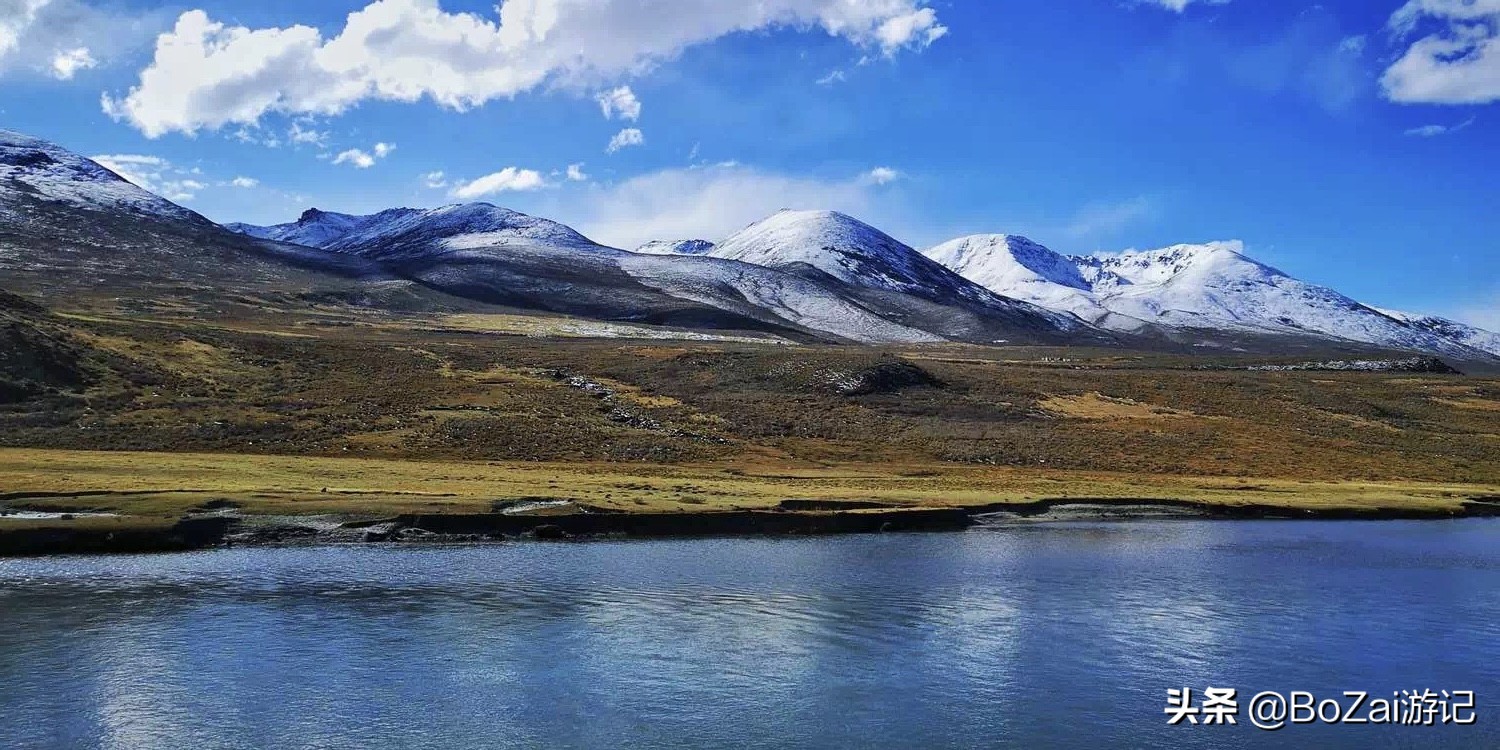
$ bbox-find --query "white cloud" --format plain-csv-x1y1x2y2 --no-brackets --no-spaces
0,1,49,59
874,7,946,48
1404,116,1476,136
1063,196,1156,241
861,166,900,185
91,153,207,201
566,163,588,181
815,68,846,85
333,149,376,168
2,0,163,80
332,142,394,168
287,121,328,146
1383,0,1500,104
102,0,948,137
596,85,641,121
450,167,546,199
1134,0,1230,12
605,127,644,154
228,176,258,188
564,163,892,250
423,170,448,188
48,46,93,79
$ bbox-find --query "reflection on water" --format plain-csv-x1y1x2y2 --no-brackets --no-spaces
1,520,1497,749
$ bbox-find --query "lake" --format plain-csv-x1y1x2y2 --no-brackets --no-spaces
1,520,1496,749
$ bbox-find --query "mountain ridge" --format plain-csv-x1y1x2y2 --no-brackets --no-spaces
924,234,1499,359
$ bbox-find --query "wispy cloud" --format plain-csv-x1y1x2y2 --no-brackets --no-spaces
1132,0,1231,12
91,153,206,201
1064,196,1157,241
1404,117,1476,137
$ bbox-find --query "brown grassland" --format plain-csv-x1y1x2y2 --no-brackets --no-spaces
2,294,1498,530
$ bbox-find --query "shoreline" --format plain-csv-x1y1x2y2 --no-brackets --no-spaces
4,497,1498,558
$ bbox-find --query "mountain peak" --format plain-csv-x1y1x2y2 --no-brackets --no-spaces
229,201,601,256
0,129,203,223
926,234,1090,293
709,208,942,291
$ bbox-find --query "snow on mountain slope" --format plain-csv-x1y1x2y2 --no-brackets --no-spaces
1075,243,1477,355
710,210,991,304
618,254,942,344
923,234,1142,327
230,203,604,260
635,239,716,256
232,204,955,343
1374,309,1500,358
707,210,1088,337
0,129,204,223
926,234,1499,359
226,209,369,247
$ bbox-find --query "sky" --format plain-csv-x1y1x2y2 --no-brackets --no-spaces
0,0,1497,328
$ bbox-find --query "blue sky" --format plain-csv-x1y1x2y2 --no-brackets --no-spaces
0,0,1496,327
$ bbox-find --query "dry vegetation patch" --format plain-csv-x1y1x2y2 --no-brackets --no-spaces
1039,392,1198,420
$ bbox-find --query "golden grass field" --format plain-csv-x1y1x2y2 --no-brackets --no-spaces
2,448,1494,521
3,294,1499,531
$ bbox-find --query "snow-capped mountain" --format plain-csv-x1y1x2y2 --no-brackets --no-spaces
635,239,716,256
1,128,204,224
711,210,995,307
229,205,958,343
924,234,1141,329
705,210,1092,341
1374,309,1500,359
924,235,1500,359
226,209,370,247
0,129,417,303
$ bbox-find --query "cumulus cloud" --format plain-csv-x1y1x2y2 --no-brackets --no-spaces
91,153,208,201
566,163,588,181
228,176,258,188
450,167,547,199
1382,0,1500,104
101,0,947,137
332,141,395,168
605,127,644,154
596,85,641,121
563,163,896,250
423,170,448,188
861,166,901,185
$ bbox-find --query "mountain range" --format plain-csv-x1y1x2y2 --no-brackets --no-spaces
3,127,1495,361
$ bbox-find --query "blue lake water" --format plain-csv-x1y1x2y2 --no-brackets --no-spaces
1,520,1496,749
